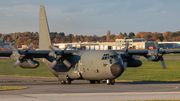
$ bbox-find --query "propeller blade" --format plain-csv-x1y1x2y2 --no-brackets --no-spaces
13,60,21,68
155,42,159,51
11,45,18,52
63,59,71,68
160,57,166,69
27,43,34,50
125,42,129,53
27,59,35,67
48,46,56,52
64,44,70,51
123,62,127,70
49,60,57,68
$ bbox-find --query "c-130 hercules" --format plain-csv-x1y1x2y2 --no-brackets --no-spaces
1,5,180,85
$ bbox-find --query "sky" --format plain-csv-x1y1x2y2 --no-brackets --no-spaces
0,0,180,36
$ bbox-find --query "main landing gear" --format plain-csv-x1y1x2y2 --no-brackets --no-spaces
89,79,115,85
60,80,72,84
89,80,100,84
106,79,115,85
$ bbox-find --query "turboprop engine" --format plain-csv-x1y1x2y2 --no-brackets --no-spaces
18,60,39,68
10,43,39,69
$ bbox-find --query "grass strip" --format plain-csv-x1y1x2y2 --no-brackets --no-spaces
0,86,27,91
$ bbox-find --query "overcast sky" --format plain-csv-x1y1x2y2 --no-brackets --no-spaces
0,0,180,36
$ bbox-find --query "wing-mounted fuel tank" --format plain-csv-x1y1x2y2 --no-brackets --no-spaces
10,44,40,69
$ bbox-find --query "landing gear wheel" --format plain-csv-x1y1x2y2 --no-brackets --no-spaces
106,79,115,85
65,80,71,84
106,79,111,85
111,79,115,85
95,80,100,84
61,81,66,84
90,80,100,84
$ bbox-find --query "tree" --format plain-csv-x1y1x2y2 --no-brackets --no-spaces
59,32,65,36
114,32,126,40
24,39,33,45
5,37,12,43
163,31,171,41
128,32,135,38
65,34,74,43
124,33,127,37
15,37,23,47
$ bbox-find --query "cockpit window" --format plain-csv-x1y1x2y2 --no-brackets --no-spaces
109,55,118,59
101,54,109,60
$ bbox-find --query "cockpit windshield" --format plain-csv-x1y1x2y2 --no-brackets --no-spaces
102,54,118,60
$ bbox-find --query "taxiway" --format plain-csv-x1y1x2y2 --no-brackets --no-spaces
0,77,180,100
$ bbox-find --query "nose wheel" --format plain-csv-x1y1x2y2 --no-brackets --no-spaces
106,79,115,85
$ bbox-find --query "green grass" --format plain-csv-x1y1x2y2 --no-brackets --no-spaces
164,53,180,56
0,59,180,81
117,59,180,81
0,59,55,78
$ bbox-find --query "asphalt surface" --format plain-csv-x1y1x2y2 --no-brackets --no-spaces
0,77,180,100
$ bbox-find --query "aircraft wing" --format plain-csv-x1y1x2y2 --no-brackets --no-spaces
115,49,180,56
0,50,13,57
0,50,83,58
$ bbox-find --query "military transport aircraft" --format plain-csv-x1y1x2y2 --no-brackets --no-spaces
0,5,180,85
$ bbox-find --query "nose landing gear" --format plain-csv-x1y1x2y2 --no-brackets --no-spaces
106,79,115,85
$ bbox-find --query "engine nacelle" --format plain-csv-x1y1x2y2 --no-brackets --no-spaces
127,59,142,67
19,60,39,69
147,56,159,61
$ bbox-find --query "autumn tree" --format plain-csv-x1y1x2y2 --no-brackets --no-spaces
114,32,126,40
163,31,171,41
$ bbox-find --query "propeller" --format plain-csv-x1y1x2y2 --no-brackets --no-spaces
12,43,35,68
147,42,172,69
155,42,165,68
48,44,71,69
122,41,130,70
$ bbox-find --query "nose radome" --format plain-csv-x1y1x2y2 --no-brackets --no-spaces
110,62,124,78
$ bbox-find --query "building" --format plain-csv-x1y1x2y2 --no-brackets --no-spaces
158,42,179,49
115,38,155,49
53,37,155,50
0,40,14,50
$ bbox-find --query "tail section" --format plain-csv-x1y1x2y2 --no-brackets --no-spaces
39,5,51,50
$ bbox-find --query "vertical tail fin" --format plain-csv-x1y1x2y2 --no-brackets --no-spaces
39,5,51,50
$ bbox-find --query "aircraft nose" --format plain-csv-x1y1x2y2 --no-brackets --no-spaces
110,62,124,78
